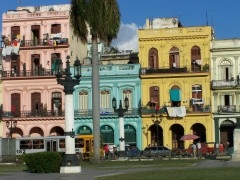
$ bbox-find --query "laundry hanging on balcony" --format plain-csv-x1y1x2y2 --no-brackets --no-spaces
166,106,186,117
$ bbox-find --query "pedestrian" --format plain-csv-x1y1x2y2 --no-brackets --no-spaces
219,142,224,154
226,140,230,152
215,142,219,155
197,141,202,158
192,143,197,157
104,144,110,159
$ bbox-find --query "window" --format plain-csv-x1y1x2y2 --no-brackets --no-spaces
149,86,159,108
219,59,232,81
148,48,158,69
169,47,180,68
170,85,181,107
191,85,203,104
51,24,61,34
191,46,201,71
100,90,110,109
122,89,132,109
79,91,88,110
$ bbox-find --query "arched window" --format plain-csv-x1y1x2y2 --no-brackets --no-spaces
169,85,181,107
122,89,132,109
124,125,137,146
100,125,114,144
219,59,232,81
169,47,180,68
148,48,158,69
77,126,92,135
191,46,201,72
149,86,159,108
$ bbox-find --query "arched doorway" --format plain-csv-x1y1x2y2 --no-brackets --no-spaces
220,120,234,148
191,123,206,143
170,124,184,149
149,124,163,146
49,126,64,136
100,125,114,145
76,126,92,135
29,127,44,137
124,124,137,146
11,127,23,137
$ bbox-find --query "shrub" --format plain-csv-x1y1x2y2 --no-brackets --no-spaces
23,152,62,173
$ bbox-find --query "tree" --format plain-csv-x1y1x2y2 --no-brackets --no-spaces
70,0,121,163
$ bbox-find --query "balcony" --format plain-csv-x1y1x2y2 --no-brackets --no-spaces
211,80,238,89
81,64,140,76
141,64,210,75
1,110,64,118
1,69,55,79
218,105,237,113
141,104,210,117
74,108,139,116
20,38,69,47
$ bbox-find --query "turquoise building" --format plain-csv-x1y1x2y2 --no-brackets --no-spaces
73,52,142,150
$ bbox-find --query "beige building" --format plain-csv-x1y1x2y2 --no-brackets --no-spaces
139,18,214,150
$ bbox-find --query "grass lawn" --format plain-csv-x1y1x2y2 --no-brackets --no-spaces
96,167,240,180
1,159,240,180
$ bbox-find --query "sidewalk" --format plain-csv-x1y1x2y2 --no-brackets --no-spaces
1,160,240,180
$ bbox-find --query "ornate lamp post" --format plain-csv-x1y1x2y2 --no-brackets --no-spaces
6,117,17,138
56,55,81,173
112,97,129,154
151,106,162,146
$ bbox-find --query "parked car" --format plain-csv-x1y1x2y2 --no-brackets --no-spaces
125,146,143,158
143,146,172,158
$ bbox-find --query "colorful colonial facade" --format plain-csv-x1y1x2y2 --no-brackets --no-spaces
139,18,213,150
0,4,86,138
211,39,240,149
73,52,142,149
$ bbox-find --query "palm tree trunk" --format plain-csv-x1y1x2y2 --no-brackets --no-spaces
92,35,100,163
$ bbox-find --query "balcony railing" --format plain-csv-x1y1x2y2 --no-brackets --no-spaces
1,110,64,118
20,38,69,47
211,80,238,88
141,105,210,115
1,69,55,78
218,105,236,113
141,64,210,75
74,108,139,116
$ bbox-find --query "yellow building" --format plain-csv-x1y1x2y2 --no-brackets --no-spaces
139,18,213,150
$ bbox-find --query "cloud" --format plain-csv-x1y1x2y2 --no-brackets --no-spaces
111,23,139,52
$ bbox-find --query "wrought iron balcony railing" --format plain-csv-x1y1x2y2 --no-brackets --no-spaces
211,80,238,88
74,108,139,116
141,64,210,75
1,110,64,118
218,105,236,113
20,38,69,47
1,69,55,78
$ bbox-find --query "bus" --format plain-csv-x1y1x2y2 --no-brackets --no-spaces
14,135,104,159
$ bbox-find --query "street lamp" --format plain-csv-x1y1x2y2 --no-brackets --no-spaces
55,55,81,174
112,97,129,154
6,117,17,138
151,106,162,146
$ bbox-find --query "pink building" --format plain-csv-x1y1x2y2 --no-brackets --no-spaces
1,4,86,138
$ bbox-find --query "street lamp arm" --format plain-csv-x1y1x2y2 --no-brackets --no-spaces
114,107,128,117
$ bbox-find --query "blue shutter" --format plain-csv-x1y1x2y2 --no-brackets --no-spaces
170,89,181,101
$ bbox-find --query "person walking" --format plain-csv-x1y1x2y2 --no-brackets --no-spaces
197,141,202,158
192,143,197,157
215,142,219,155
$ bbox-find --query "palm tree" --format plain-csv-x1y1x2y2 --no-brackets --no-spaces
70,0,121,163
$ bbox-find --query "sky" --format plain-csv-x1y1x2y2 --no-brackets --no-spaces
1,0,240,51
